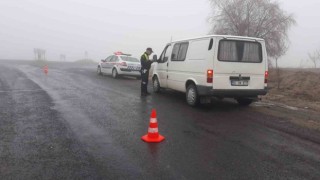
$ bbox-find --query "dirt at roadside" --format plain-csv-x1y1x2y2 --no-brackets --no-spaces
256,68,320,131
262,68,320,111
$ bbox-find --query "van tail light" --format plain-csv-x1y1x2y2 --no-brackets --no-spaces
207,69,213,83
120,62,127,66
264,71,268,84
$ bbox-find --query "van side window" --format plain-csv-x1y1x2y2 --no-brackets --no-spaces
172,42,189,61
171,44,180,61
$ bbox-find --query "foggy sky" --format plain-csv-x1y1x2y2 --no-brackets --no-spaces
0,0,319,67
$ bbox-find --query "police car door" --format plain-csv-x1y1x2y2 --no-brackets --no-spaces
107,56,117,74
157,44,172,88
101,56,112,74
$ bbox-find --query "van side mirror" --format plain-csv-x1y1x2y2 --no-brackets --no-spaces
101,59,105,62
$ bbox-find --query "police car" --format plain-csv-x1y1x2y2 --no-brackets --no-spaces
97,52,141,79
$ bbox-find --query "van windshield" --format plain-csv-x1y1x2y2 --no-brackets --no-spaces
218,40,262,63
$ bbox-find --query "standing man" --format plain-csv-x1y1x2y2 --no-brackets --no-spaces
140,47,154,96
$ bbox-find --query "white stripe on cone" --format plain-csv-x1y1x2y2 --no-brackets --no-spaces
148,128,159,133
150,118,157,123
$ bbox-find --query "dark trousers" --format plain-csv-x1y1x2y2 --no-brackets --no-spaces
141,68,149,94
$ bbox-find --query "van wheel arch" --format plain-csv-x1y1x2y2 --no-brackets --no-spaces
152,75,159,84
185,80,196,90
152,74,158,80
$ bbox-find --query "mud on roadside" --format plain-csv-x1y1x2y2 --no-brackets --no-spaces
254,68,320,131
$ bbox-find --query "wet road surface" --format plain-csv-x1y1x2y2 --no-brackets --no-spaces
1,60,320,179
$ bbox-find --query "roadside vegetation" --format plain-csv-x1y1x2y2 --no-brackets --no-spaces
264,68,320,111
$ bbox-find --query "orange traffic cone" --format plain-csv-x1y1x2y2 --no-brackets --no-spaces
141,109,165,143
43,65,48,75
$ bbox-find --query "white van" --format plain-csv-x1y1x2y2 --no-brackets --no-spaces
152,35,268,106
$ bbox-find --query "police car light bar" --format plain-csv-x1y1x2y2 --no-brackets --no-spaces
114,51,131,56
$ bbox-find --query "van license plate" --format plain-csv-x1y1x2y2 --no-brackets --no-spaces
231,80,248,86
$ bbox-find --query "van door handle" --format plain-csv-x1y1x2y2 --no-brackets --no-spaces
167,62,169,67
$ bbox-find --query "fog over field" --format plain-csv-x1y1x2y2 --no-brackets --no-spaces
0,0,319,67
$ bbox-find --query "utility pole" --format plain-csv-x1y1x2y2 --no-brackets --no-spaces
34,48,46,61
60,54,66,61
85,51,88,60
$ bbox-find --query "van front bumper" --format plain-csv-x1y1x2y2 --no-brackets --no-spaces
196,85,268,97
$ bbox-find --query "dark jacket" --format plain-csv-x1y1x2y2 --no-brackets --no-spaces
140,52,152,70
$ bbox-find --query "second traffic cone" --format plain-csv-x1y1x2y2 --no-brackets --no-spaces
141,109,165,143
43,65,48,75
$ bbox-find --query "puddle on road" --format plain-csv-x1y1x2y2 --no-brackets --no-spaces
16,64,145,177
0,89,45,93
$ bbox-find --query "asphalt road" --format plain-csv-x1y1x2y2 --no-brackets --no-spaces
1,60,320,180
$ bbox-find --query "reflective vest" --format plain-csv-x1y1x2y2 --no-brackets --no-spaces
144,53,149,61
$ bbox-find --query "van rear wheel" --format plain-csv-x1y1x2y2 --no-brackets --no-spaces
237,98,253,106
186,84,199,106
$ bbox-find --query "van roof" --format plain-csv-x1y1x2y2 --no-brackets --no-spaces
171,35,264,43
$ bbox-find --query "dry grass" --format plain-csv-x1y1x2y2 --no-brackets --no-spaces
263,68,320,111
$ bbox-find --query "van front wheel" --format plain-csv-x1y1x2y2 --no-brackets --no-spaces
153,77,161,93
186,84,199,106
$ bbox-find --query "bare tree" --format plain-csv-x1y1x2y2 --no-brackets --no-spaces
208,0,296,60
274,42,287,89
308,50,320,68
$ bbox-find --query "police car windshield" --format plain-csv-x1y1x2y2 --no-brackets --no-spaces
121,56,140,62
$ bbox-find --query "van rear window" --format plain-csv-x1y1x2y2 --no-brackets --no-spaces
218,40,262,63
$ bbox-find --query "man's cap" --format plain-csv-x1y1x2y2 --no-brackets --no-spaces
146,47,153,52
